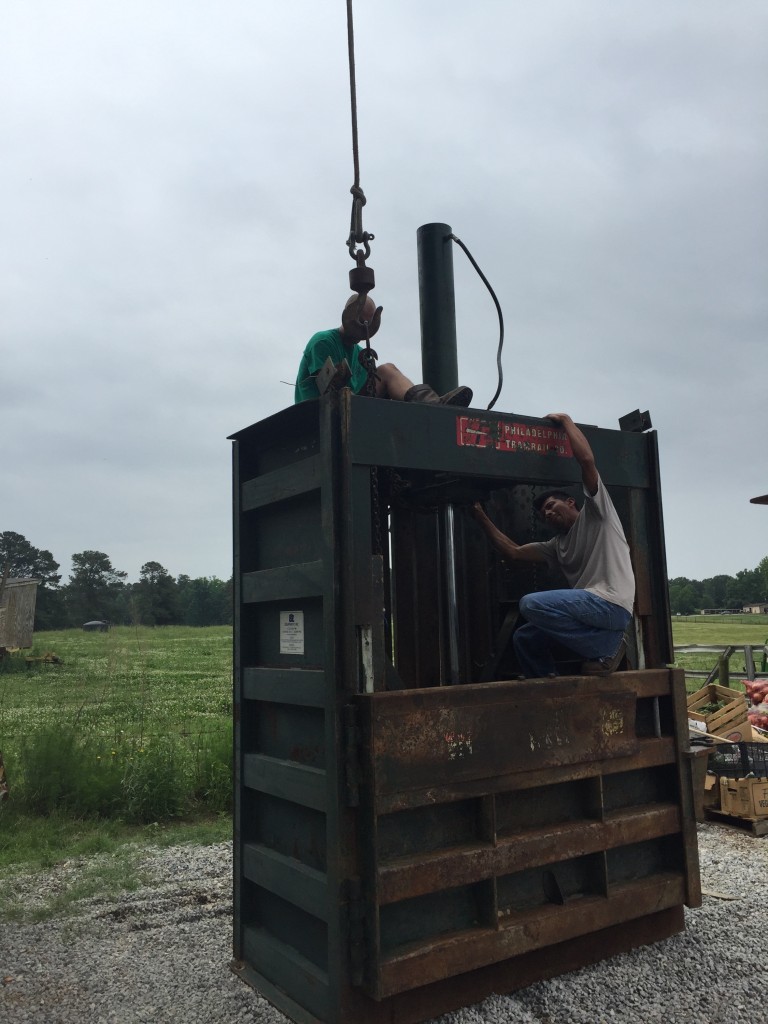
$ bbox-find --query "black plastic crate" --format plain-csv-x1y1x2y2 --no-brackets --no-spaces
707,742,768,778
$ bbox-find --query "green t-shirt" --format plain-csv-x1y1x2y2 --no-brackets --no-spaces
294,328,370,403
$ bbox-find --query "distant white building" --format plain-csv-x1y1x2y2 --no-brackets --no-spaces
742,602,768,614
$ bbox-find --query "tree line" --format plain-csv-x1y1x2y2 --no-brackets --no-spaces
5,529,766,629
669,557,768,616
1,531,231,630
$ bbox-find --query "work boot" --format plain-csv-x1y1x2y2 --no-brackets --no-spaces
404,384,473,407
581,638,627,676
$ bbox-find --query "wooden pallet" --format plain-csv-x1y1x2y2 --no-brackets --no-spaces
705,807,768,837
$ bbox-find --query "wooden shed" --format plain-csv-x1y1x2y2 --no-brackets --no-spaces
0,577,40,650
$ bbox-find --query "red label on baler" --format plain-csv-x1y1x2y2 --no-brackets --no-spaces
456,417,573,457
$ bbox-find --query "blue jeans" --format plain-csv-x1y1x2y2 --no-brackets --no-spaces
513,590,631,678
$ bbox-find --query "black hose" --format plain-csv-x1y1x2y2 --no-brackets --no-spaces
449,233,504,410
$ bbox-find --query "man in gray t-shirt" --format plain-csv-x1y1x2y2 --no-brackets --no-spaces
472,413,635,678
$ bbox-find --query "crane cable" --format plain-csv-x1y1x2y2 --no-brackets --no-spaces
449,234,505,411
344,3,503,409
344,0,379,394
345,0,374,281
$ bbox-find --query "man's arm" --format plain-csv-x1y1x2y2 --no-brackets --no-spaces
471,504,548,563
296,337,343,402
546,413,599,496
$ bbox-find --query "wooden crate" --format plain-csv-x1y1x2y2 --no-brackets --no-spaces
687,684,747,736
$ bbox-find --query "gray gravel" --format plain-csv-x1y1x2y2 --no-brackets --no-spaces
1,823,765,1024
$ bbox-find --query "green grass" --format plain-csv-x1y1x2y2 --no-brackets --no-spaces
0,625,233,868
671,614,768,645
0,624,231,759
0,808,231,922
671,617,768,693
0,625,231,742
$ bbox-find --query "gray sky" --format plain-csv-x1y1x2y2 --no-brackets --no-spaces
3,1,766,584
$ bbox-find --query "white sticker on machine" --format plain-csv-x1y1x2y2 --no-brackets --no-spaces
279,610,305,654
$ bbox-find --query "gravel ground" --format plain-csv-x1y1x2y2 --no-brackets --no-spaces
1,822,765,1024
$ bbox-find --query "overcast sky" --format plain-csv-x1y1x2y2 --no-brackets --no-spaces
2,1,766,585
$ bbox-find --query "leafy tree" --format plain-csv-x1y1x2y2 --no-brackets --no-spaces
669,562,768,614
65,550,128,625
727,568,763,609
135,561,180,626
668,577,701,615
699,585,715,610
707,575,732,608
676,584,700,615
0,530,66,629
176,575,232,626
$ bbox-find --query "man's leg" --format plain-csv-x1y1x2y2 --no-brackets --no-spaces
518,590,631,666
513,622,560,678
375,364,473,406
375,363,414,400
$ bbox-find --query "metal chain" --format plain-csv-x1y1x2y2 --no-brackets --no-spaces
370,467,383,556
529,483,541,591
356,317,379,395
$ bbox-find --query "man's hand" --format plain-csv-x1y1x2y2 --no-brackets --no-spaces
469,502,547,563
545,412,571,426
470,501,488,523
545,413,598,495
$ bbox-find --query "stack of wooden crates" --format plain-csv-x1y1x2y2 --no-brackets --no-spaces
687,683,753,744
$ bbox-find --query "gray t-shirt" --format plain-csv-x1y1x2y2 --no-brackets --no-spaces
531,476,635,613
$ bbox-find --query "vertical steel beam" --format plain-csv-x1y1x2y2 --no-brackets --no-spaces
442,504,461,684
417,222,458,395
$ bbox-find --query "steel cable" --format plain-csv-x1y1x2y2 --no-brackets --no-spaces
345,0,373,262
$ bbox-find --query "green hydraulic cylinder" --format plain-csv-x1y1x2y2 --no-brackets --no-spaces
417,222,459,395
417,222,462,684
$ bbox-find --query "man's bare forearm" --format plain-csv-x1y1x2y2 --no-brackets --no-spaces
546,413,598,495
471,504,547,563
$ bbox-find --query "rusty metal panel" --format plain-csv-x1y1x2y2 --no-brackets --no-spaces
371,739,681,815
377,804,682,904
334,906,684,1024
362,682,637,796
353,668,694,1002
375,875,685,998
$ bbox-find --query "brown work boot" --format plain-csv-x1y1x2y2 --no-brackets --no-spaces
404,384,473,407
581,638,627,676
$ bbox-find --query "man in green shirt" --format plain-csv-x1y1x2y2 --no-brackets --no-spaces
295,295,473,406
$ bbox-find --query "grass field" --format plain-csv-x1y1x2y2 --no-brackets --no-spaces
0,624,231,745
670,616,768,690
0,626,233,874
671,613,768,645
